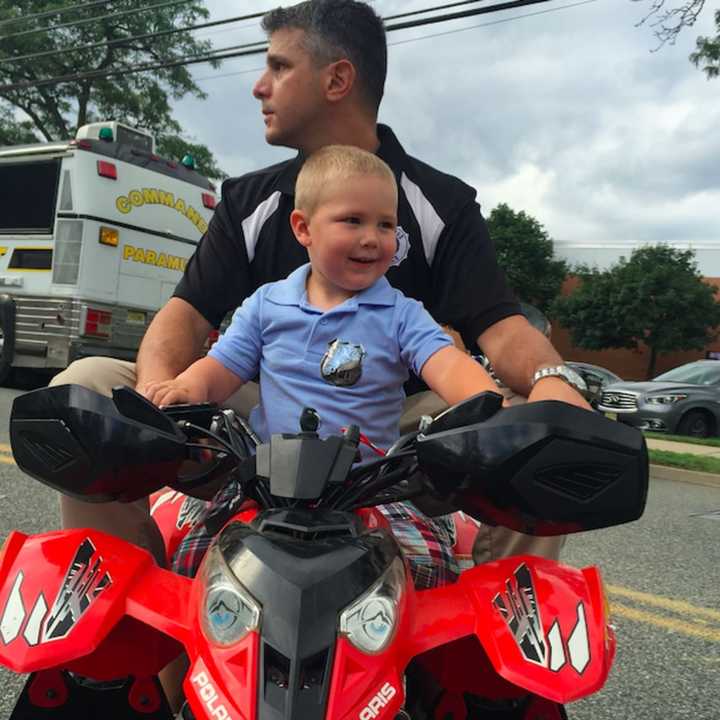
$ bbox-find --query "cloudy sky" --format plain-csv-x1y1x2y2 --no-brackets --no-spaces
172,0,720,270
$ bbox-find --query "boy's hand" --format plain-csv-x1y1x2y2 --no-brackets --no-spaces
143,379,208,407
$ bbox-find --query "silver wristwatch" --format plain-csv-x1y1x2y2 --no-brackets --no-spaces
531,365,588,393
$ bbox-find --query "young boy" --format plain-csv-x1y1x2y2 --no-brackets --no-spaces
145,145,501,455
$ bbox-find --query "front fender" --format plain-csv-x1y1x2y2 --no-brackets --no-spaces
409,555,614,704
0,529,192,679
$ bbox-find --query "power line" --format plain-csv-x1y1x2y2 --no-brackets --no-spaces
0,0,562,93
0,0,486,66
389,0,598,46
0,0,119,28
190,0,597,84
0,8,267,66
0,0,195,41
384,0,492,22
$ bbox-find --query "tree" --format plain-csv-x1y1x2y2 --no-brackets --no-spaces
690,9,720,78
635,0,720,79
0,0,226,179
552,245,720,378
486,203,568,313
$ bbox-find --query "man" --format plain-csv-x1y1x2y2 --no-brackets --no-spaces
55,0,589,568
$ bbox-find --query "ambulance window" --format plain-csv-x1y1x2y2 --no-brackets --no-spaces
116,126,153,153
0,160,60,234
8,248,52,270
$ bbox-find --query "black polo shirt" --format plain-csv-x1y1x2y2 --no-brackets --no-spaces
174,124,520,351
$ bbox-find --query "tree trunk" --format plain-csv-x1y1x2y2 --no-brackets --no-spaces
646,346,658,379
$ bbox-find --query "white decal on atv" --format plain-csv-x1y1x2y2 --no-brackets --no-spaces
493,563,548,667
568,603,590,674
0,572,25,645
150,489,182,516
547,620,566,672
359,681,397,720
42,538,112,642
191,671,235,720
23,593,48,646
177,496,207,530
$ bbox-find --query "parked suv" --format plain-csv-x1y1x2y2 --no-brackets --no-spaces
597,360,720,437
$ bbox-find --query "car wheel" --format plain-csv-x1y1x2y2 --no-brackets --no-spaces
677,410,713,438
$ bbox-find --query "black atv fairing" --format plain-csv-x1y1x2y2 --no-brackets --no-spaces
416,398,649,535
217,509,400,720
10,385,187,502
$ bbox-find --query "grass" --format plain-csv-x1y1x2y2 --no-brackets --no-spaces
648,449,720,475
644,431,720,448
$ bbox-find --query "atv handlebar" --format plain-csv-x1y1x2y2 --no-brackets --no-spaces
10,384,649,535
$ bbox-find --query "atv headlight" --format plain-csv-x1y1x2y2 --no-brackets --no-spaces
339,557,405,654
200,545,261,647
646,394,687,404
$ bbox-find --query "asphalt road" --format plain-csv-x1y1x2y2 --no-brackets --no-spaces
0,383,718,719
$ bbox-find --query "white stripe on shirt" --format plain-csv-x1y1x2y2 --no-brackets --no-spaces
241,190,281,263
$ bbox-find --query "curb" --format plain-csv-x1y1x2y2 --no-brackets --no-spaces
650,463,720,489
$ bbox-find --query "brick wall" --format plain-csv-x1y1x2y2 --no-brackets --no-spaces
551,276,720,381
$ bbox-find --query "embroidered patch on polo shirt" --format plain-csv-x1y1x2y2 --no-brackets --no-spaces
391,226,410,267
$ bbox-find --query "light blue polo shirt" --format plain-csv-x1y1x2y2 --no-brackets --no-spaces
208,264,453,458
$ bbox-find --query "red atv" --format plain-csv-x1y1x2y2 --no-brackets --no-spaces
0,385,648,719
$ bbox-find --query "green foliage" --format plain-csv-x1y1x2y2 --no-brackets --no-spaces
487,203,568,313
552,245,720,378
157,134,227,182
0,0,223,176
690,9,720,79
0,115,38,145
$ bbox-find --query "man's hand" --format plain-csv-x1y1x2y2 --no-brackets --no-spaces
527,376,592,410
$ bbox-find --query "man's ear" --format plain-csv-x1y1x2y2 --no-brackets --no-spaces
324,59,355,103
290,209,312,247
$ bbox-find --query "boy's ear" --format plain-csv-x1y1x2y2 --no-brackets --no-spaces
290,209,312,248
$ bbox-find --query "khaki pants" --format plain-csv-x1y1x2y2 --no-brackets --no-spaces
52,357,564,566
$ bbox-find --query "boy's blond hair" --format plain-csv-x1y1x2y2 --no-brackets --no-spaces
295,145,397,217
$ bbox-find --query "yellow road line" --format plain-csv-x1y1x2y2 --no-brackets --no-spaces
0,455,14,465
611,602,720,643
607,584,720,623
0,443,11,454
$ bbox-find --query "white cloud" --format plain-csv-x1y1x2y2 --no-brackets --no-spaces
171,0,720,268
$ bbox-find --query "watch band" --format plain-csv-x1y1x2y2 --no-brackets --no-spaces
531,365,587,393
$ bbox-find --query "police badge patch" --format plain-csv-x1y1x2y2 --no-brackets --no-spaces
321,338,366,386
391,225,410,267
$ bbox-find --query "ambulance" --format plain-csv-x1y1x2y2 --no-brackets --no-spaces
0,120,217,383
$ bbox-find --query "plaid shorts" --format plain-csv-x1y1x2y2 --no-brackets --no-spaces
172,484,460,590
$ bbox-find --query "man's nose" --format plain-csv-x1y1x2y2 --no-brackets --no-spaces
253,71,269,99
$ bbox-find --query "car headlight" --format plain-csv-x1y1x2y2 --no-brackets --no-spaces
200,545,261,647
646,394,688,405
339,557,405,654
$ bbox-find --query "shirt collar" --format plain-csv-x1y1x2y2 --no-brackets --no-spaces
266,263,396,308
275,124,407,196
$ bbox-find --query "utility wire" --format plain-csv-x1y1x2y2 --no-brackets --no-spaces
191,0,596,84
0,0,488,65
0,0,195,41
0,0,118,28
0,0,558,93
384,0,491,21
0,8,267,66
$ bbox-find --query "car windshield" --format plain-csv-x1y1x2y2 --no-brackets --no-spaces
653,364,720,385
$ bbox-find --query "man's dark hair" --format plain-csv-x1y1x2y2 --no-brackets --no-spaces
262,0,387,115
